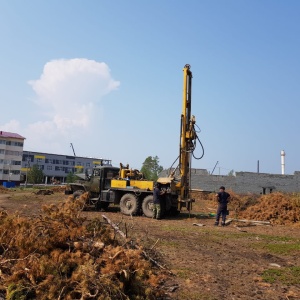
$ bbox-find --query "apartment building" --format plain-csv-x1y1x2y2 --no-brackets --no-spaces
0,130,25,185
21,151,112,184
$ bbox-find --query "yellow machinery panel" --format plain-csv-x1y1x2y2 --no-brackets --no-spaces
111,180,127,188
130,180,153,190
111,179,153,190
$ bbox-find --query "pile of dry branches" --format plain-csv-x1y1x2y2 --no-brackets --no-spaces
0,196,164,299
238,192,300,225
0,186,8,194
191,190,260,215
191,190,300,225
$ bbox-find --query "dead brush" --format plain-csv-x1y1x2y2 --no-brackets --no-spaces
0,186,9,193
238,192,300,225
0,196,165,299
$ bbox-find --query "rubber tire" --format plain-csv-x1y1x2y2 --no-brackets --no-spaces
120,193,139,215
73,190,86,210
73,190,84,200
142,195,154,218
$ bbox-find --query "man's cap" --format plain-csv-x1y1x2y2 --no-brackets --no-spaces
219,186,225,190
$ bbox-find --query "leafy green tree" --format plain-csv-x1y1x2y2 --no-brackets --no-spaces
27,164,44,184
228,169,235,176
140,156,163,181
66,172,77,183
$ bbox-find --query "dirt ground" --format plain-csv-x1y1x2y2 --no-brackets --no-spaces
0,188,300,300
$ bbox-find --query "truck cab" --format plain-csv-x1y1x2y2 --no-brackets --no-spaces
65,165,120,210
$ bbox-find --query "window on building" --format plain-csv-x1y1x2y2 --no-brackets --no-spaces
47,165,52,170
65,167,74,173
5,150,12,155
36,158,43,163
23,154,34,162
12,141,23,147
86,162,91,167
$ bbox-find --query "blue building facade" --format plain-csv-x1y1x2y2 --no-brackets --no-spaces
21,151,111,184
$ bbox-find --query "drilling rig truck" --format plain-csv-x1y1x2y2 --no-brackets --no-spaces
65,64,202,217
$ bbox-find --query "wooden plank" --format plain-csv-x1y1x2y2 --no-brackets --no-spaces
228,218,271,225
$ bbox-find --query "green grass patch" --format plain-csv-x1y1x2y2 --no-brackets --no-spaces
159,239,178,247
160,224,195,233
176,268,191,279
252,234,294,242
262,266,300,285
249,234,300,254
265,243,300,254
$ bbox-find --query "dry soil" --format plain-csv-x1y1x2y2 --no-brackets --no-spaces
0,188,299,300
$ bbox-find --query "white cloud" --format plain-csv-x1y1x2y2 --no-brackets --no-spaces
1,58,120,153
28,58,120,130
0,120,21,132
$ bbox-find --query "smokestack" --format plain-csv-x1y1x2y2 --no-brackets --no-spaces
281,150,285,175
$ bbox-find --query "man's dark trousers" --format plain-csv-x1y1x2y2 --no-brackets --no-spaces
215,204,227,225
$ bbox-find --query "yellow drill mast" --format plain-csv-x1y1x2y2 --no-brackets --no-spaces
179,64,197,208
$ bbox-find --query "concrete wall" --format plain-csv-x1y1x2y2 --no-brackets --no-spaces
191,171,300,194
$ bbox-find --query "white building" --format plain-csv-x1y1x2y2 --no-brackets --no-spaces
0,130,25,185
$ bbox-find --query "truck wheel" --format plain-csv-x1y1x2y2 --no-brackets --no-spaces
120,193,139,215
73,190,86,210
73,190,84,200
142,195,154,218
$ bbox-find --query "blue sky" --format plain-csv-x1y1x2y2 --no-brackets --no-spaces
1,0,299,175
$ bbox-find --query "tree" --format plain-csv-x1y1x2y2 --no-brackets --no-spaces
228,169,235,176
27,164,44,184
66,172,77,183
140,156,163,181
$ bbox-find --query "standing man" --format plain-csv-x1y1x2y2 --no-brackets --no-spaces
153,182,164,220
215,186,230,226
